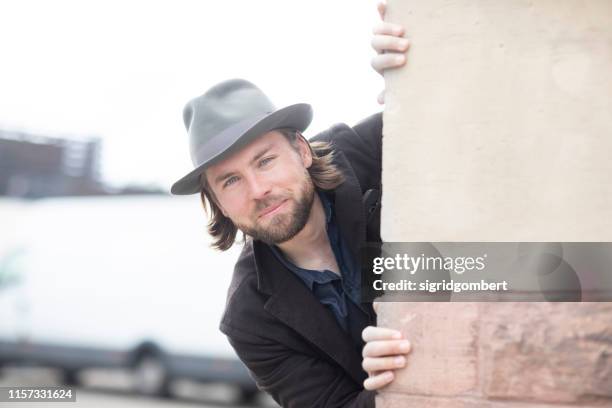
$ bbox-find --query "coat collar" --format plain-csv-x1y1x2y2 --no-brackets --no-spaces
251,149,370,385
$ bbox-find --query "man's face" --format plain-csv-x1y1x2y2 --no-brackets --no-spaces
205,130,315,245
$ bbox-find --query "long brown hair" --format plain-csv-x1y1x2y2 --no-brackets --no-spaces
199,129,345,251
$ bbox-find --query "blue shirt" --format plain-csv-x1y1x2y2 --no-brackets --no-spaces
269,190,370,352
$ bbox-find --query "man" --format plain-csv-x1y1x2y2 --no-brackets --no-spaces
171,3,410,406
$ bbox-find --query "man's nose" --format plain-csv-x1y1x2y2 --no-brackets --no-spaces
245,172,271,201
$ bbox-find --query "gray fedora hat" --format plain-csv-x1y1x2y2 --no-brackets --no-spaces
171,78,313,195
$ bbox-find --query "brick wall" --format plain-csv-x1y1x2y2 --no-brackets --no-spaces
375,302,612,407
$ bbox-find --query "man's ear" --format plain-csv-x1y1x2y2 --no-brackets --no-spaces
297,134,313,168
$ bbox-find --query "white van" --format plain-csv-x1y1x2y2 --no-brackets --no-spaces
0,194,256,399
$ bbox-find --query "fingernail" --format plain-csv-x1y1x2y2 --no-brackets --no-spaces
399,39,410,49
400,341,411,352
392,331,402,339
395,55,405,64
385,371,393,380
394,356,405,366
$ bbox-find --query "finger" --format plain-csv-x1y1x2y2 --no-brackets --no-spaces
363,339,412,358
372,301,381,314
377,90,385,105
362,355,406,372
372,21,405,37
371,35,410,54
362,325,402,342
363,370,394,391
371,53,406,74
376,0,386,20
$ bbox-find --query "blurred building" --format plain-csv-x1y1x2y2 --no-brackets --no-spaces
0,130,164,198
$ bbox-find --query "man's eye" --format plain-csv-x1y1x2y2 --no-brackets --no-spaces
259,156,275,167
223,176,238,187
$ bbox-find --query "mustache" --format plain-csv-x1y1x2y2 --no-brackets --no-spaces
255,196,288,213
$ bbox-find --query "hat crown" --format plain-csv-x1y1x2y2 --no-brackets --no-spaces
183,79,276,166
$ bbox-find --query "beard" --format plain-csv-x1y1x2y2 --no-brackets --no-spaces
236,171,315,245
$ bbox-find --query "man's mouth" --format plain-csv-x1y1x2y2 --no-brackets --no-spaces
258,199,288,219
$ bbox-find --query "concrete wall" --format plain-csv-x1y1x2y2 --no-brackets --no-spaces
377,1,612,406
382,0,612,242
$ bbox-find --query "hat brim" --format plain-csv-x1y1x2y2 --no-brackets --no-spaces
171,103,312,195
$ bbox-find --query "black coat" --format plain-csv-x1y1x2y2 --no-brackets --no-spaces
219,112,383,407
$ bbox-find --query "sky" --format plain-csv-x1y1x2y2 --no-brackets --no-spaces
0,0,385,191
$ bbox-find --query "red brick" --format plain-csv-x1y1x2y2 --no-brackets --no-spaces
376,392,612,408
375,302,480,396
481,302,612,404
376,393,491,408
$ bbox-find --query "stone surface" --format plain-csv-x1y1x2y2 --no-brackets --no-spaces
481,302,612,404
376,393,491,408
375,302,479,396
381,0,612,242
376,1,612,407
376,392,612,408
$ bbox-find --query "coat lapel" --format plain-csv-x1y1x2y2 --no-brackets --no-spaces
332,150,367,269
331,150,377,323
254,241,366,384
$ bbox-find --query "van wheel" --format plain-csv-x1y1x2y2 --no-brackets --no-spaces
132,354,171,398
238,388,259,404
59,369,80,386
